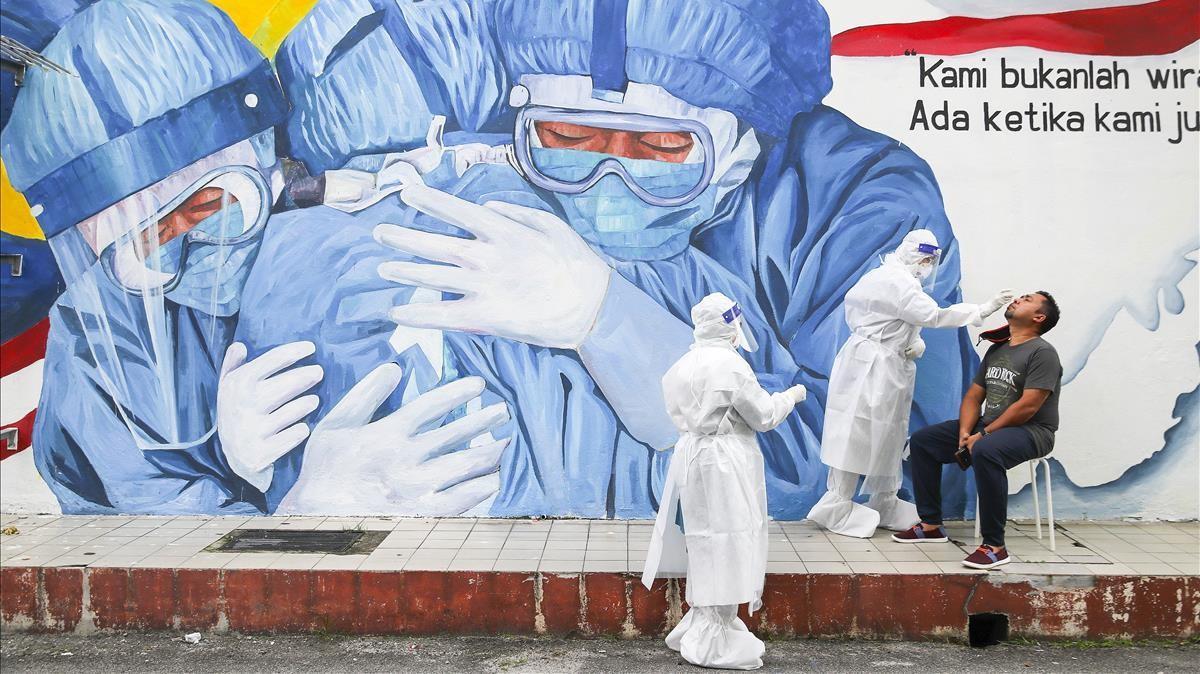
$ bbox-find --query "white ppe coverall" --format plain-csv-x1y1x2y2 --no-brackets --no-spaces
810,230,1009,537
643,293,803,670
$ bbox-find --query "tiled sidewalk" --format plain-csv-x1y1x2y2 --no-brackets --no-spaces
1,514,1196,576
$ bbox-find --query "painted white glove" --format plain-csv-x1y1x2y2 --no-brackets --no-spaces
276,363,510,515
904,337,927,360
217,341,323,492
786,384,808,405
980,288,1016,318
375,186,612,350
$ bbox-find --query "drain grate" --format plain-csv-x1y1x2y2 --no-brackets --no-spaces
206,529,387,555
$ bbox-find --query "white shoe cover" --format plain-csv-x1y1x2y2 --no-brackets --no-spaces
867,493,920,531
806,490,880,538
666,605,764,670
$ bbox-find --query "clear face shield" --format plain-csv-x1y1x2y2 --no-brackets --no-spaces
912,242,942,291
46,164,271,450
722,302,758,352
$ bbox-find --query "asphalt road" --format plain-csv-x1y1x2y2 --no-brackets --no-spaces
1,633,1196,673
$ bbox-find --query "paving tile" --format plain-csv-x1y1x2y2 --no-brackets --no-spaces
313,555,368,570
890,561,941,574
504,538,547,550
497,549,543,560
268,554,326,570
805,562,852,574
420,538,467,550
768,550,801,562
453,549,501,561
379,532,428,548
796,551,844,562
1127,563,1188,576
223,553,282,569
582,560,626,573
584,548,626,561
765,562,807,574
392,519,437,531
881,550,928,562
447,558,495,571
539,560,583,573
847,562,897,574
178,553,234,569
541,548,586,561
841,550,887,562
493,559,539,572
1086,563,1134,575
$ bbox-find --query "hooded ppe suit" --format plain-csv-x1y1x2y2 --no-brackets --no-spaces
642,293,801,670
808,230,1008,537
236,0,978,518
1,0,291,514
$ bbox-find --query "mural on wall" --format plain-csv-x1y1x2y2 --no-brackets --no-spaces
0,0,1196,519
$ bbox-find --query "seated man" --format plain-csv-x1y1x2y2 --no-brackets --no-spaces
893,292,1063,569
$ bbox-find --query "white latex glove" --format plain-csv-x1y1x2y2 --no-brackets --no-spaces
980,288,1016,318
276,363,510,515
375,186,612,350
786,384,808,405
904,337,927,360
217,341,323,492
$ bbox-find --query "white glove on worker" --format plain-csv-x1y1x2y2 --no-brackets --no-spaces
217,341,324,491
276,363,510,515
786,384,808,405
980,289,1016,318
904,337,927,360
376,182,612,350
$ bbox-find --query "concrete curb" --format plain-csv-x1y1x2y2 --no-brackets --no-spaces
2,567,1195,640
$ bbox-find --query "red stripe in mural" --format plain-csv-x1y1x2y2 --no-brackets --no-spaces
832,0,1200,57
1,408,36,460
0,318,50,378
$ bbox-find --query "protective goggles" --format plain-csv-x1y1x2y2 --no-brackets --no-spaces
100,165,270,295
511,106,716,207
721,302,759,352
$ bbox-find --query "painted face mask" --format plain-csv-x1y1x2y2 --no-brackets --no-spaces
512,107,719,261
101,165,271,316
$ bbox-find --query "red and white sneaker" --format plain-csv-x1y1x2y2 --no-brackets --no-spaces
891,524,949,544
962,545,1010,569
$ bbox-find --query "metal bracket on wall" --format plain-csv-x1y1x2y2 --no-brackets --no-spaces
1,253,23,277
0,428,18,452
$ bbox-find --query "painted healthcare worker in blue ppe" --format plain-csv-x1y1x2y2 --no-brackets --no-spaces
232,0,514,515
0,0,322,514
239,0,978,519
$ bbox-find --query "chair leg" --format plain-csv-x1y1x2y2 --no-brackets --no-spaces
974,495,981,540
1029,461,1042,540
1041,458,1056,552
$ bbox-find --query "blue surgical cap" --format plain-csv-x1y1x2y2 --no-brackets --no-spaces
1,0,286,238
276,0,507,175
492,0,833,138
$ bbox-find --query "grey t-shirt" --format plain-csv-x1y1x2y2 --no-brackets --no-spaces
973,337,1062,454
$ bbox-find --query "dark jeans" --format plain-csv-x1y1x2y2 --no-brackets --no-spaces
909,420,1044,547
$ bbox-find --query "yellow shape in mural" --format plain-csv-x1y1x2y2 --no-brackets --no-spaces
0,0,316,239
0,161,41,240
209,0,318,57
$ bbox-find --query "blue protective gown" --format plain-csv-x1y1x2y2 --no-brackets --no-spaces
235,105,976,519
33,266,266,515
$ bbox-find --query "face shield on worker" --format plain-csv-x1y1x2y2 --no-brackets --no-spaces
2,0,287,453
889,229,943,291
690,293,758,352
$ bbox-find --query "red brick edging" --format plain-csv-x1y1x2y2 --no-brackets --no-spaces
1,567,1195,640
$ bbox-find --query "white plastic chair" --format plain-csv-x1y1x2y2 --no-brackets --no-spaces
974,456,1055,551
